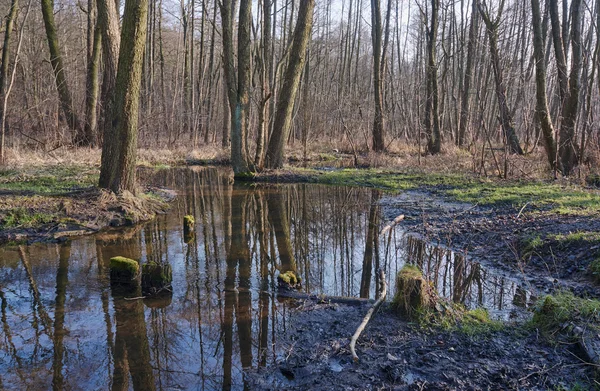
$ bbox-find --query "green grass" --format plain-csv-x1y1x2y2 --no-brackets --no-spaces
1,207,57,228
530,291,600,337
550,231,600,243
299,168,600,215
0,165,98,194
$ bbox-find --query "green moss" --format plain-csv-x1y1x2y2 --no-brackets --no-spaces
530,291,600,336
184,215,195,225
109,256,139,281
278,270,300,286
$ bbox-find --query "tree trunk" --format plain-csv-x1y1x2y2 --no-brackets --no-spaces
531,0,557,170
231,0,252,176
84,5,102,147
41,0,84,144
558,0,582,175
99,0,149,193
457,0,478,148
370,0,385,152
96,0,120,135
0,0,19,164
425,0,441,154
265,0,315,169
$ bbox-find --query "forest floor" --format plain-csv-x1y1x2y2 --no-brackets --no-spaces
2,146,600,388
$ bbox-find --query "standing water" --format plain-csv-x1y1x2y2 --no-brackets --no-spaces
0,167,532,390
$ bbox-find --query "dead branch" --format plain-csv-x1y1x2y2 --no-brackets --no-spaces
380,214,404,236
349,269,387,362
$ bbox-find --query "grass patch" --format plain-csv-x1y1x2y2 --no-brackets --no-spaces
520,234,544,259
1,207,56,228
550,231,600,243
297,168,600,215
530,291,600,337
0,164,98,194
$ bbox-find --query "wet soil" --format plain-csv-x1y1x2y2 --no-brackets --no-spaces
247,301,596,390
380,190,600,297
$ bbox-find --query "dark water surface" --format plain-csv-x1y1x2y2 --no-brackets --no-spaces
0,167,533,390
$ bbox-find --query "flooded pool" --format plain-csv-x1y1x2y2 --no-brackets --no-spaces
0,167,533,390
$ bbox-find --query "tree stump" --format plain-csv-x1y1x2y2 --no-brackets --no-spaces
110,256,140,284
183,215,195,242
141,262,172,296
392,265,434,319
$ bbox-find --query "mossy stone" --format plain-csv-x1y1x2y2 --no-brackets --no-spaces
110,256,139,283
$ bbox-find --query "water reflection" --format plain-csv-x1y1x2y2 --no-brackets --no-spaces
405,235,535,317
0,167,534,390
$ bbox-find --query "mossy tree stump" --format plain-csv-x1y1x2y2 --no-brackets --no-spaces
183,215,195,242
110,256,140,285
141,261,173,295
278,270,301,290
392,265,434,319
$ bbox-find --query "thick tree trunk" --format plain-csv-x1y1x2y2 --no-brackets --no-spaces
97,0,121,187
99,0,149,193
231,0,252,176
265,0,315,169
41,0,84,144
531,0,557,170
370,0,385,152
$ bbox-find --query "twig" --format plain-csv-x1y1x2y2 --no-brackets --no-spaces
516,202,531,219
349,269,387,362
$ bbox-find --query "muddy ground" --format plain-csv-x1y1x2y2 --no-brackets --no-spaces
247,187,600,390
247,301,595,390
380,189,600,297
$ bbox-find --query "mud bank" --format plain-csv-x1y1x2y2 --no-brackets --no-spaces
246,301,595,390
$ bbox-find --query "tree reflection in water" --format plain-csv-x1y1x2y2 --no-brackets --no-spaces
0,167,534,390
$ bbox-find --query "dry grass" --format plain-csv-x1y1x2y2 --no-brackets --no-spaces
2,140,596,185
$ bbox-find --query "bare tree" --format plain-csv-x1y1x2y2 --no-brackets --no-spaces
477,0,523,155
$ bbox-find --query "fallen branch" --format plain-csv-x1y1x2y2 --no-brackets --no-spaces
349,269,387,362
380,214,404,236
277,289,375,306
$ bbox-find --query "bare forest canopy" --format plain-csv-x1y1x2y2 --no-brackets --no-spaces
0,0,598,177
